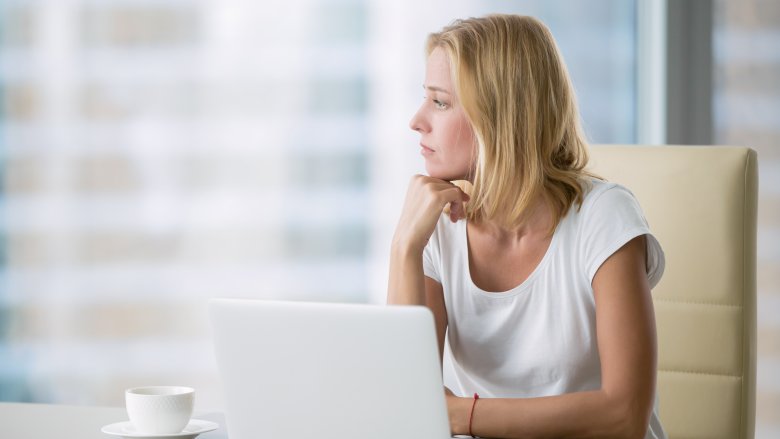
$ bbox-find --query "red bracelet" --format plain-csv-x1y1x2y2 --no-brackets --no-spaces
468,393,480,438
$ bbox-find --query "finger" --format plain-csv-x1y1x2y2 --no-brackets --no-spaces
439,185,470,204
449,201,464,222
448,184,470,203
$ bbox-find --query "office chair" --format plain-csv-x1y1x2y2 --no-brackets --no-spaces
589,145,757,439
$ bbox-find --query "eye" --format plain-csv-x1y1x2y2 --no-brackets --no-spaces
433,99,449,110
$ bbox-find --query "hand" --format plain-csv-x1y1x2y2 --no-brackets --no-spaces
393,175,470,252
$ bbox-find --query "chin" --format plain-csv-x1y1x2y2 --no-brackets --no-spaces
426,165,469,182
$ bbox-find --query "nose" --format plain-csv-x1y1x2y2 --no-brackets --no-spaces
409,104,430,134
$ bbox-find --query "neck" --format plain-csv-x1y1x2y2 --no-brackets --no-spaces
476,195,554,242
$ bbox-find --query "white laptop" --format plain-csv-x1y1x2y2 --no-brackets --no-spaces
209,298,452,439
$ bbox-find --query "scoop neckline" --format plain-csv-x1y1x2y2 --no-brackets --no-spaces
461,217,563,297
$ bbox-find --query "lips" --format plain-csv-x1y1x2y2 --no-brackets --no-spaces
420,144,435,155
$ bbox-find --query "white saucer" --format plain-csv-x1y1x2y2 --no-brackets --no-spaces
101,419,218,439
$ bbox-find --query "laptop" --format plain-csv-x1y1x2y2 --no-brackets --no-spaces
209,298,452,439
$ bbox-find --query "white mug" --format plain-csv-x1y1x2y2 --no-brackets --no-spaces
125,386,195,434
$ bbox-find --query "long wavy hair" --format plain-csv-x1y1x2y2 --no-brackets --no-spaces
427,14,592,233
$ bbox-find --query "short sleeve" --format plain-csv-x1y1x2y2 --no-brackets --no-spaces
580,185,665,289
422,217,443,284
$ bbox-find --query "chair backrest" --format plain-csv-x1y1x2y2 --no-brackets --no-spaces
588,145,757,439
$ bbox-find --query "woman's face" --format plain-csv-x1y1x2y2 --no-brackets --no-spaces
410,47,477,181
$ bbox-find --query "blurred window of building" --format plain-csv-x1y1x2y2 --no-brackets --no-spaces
0,0,637,408
713,1,780,437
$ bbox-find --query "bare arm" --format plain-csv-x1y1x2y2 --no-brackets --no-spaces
386,242,448,363
448,236,658,439
387,175,462,368
424,277,448,362
387,175,468,306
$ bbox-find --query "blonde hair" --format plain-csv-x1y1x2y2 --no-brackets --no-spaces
426,14,592,233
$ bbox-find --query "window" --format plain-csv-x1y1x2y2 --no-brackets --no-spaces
0,0,638,408
713,1,780,436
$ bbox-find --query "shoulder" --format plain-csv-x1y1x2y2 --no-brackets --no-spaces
580,178,636,209
576,179,645,223
566,178,651,242
425,212,465,256
573,178,664,286
422,213,467,282
432,211,465,239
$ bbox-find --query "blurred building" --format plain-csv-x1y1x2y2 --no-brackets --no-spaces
713,1,780,436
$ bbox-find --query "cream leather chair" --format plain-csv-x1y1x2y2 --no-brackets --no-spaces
588,145,757,439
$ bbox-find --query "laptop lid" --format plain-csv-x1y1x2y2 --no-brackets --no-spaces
209,298,451,439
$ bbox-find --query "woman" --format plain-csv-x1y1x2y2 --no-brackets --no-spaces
387,15,666,439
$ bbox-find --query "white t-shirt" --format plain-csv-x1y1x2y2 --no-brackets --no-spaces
423,179,666,439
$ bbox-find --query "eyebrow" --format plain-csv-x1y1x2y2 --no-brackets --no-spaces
423,85,451,94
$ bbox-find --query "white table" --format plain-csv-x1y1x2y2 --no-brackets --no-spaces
0,402,228,439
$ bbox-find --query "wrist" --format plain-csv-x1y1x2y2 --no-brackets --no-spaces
467,393,480,437
450,395,473,436
391,232,426,255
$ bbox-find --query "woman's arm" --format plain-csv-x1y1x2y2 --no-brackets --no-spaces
447,236,657,439
387,175,468,306
387,239,427,305
424,277,448,363
387,175,461,368
386,242,448,362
